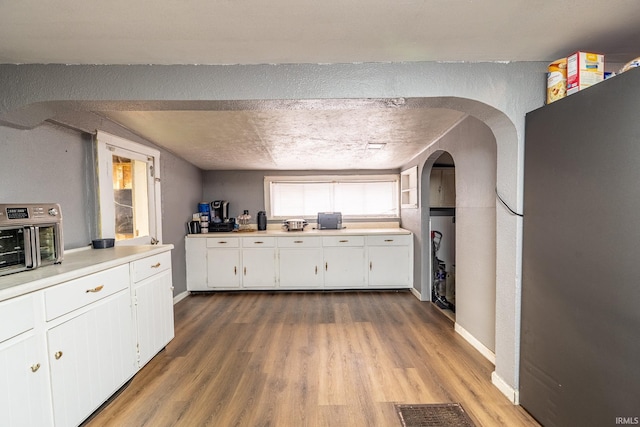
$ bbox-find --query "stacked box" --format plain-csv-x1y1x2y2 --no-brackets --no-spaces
567,51,604,95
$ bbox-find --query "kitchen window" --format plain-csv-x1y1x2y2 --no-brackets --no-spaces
95,131,162,245
265,175,399,219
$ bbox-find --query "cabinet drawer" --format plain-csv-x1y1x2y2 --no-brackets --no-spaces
44,264,130,321
0,294,35,343
366,234,412,246
206,237,239,248
322,235,365,247
277,236,321,248
132,251,172,283
242,236,276,247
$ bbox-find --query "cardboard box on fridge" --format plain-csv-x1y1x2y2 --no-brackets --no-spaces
567,51,604,95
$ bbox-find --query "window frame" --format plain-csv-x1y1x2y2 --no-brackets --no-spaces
95,131,162,245
264,174,400,220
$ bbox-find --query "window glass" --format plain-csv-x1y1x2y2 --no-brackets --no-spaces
266,175,399,219
96,131,162,245
112,155,150,240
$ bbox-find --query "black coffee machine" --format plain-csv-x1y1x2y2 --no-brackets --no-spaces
210,200,229,221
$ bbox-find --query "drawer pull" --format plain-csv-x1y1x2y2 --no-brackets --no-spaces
54,351,63,360
254,241,264,244
294,240,304,243
325,262,328,271
384,239,394,242
151,262,161,268
218,241,228,244
339,239,349,243
86,285,104,293
370,261,373,271
234,266,237,275
244,267,247,275
31,363,41,373
315,266,318,275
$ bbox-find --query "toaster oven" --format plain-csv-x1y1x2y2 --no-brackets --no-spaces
0,203,64,276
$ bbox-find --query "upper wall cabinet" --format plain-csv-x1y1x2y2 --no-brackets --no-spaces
401,166,418,209
429,167,456,208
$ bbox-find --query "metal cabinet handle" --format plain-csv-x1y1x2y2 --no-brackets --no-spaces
54,351,63,360
294,240,303,243
151,262,161,268
315,266,318,275
218,241,228,244
86,285,104,293
244,267,247,275
370,261,373,271
31,363,41,373
339,239,348,243
325,262,328,271
234,266,237,275
384,239,394,242
254,241,264,244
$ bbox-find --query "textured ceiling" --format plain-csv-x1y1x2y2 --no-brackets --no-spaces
3,1,639,170
101,107,467,170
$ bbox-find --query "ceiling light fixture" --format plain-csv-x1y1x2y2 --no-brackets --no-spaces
366,143,386,150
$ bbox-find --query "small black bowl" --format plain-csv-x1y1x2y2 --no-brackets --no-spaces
92,238,115,249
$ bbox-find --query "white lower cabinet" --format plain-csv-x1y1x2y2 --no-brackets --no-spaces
47,290,135,427
278,237,323,289
206,237,241,289
367,235,413,288
322,236,366,288
0,333,53,427
0,247,174,427
186,232,413,291
133,268,175,367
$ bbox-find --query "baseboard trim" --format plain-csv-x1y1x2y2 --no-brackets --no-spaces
491,371,520,404
410,287,422,300
173,290,189,305
454,323,496,364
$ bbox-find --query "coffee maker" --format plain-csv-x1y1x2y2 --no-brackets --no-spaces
210,200,230,222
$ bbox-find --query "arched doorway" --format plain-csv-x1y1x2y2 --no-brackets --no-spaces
417,115,497,363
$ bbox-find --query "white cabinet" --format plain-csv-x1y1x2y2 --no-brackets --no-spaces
367,235,413,288
322,236,366,288
47,289,135,427
0,294,53,427
206,238,241,289
241,237,277,288
185,237,207,290
0,246,174,427
132,252,175,368
429,167,456,207
278,237,323,289
186,231,412,291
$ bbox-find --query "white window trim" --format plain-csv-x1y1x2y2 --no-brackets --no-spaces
264,174,400,220
95,131,162,245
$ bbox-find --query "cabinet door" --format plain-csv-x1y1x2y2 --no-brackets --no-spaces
47,291,135,427
323,246,366,288
134,268,175,367
0,334,53,427
206,249,241,288
278,248,323,288
242,248,277,288
368,245,411,288
186,237,208,291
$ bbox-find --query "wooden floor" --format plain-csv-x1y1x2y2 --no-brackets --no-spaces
83,291,539,427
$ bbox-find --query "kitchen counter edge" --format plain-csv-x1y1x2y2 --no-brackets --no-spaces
186,228,413,237
0,244,174,302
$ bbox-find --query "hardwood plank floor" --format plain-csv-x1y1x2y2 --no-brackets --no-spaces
83,291,539,427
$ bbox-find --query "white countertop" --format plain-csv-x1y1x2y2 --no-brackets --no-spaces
0,244,174,302
186,227,412,238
